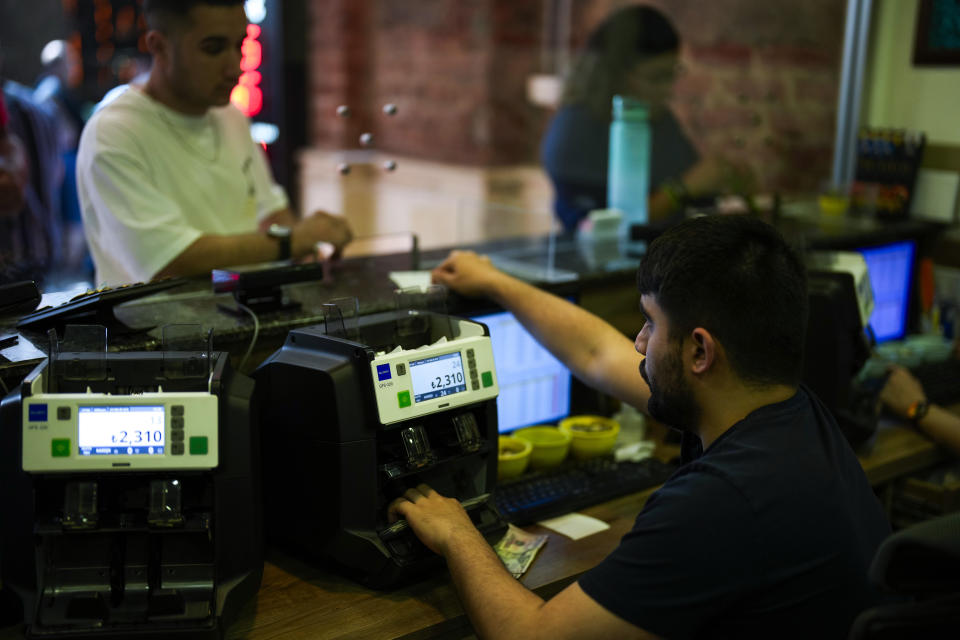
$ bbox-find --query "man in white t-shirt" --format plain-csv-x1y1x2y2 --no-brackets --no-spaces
77,0,352,285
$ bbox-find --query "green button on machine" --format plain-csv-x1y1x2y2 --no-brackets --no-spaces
51,438,70,457
397,390,411,408
481,371,494,388
189,436,208,455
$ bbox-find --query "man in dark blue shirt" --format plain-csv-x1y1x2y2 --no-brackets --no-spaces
391,215,891,639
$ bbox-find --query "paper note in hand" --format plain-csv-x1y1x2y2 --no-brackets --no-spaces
494,524,548,578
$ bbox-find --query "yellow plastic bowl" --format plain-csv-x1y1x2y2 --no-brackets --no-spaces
559,415,620,460
513,426,571,470
818,192,849,217
498,436,533,480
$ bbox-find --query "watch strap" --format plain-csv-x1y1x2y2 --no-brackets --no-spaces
275,234,291,261
267,225,292,260
906,400,929,426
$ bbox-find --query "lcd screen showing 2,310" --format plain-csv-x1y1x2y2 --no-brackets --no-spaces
409,352,467,403
78,405,166,456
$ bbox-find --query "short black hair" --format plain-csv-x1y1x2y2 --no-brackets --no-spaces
636,215,809,387
143,0,245,32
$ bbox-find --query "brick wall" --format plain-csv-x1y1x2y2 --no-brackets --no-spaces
306,0,846,194
308,0,545,166
576,0,846,193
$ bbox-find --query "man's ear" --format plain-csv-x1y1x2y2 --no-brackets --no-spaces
689,327,716,375
145,30,167,61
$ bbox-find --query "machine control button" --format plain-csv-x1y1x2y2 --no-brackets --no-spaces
481,371,494,388
397,391,411,408
172,417,185,430
189,436,208,455
172,442,185,455
471,382,480,391
171,430,184,442
57,406,71,420
51,438,70,457
396,363,406,376
171,405,184,417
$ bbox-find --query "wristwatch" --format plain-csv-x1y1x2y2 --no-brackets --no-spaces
267,223,292,260
906,400,929,426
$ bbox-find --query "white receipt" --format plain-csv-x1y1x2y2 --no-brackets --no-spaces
389,270,434,292
536,513,611,540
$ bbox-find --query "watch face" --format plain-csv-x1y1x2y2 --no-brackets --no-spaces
268,224,292,238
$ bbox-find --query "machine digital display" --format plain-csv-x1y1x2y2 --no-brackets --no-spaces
78,405,166,456
409,352,467,403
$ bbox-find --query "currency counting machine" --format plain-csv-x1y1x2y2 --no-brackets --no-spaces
0,326,261,639
255,306,508,587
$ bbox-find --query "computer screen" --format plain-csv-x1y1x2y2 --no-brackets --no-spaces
470,309,572,433
858,240,916,343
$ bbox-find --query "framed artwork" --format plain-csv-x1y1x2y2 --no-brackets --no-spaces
913,0,960,65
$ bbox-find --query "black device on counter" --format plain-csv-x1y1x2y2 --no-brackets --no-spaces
803,271,877,447
212,261,324,315
15,279,187,334
0,281,42,318
254,309,507,588
0,333,262,638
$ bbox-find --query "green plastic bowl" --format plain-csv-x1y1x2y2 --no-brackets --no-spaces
513,426,571,470
559,415,620,459
498,436,533,480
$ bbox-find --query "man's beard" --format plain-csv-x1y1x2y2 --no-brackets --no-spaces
639,344,700,433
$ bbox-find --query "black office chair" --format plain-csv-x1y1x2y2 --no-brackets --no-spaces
848,512,960,639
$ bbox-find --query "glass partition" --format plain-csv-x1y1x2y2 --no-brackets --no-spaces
2,0,851,290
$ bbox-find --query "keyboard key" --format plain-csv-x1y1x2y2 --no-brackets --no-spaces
494,457,677,525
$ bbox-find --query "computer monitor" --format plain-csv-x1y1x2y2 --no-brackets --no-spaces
469,309,572,433
858,240,916,343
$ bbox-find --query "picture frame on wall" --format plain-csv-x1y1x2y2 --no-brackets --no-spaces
913,0,960,65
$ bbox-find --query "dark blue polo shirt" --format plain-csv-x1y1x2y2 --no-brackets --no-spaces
578,387,891,639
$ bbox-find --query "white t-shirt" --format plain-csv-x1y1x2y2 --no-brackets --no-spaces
77,86,288,285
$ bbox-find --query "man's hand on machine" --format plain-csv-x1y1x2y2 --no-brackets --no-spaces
387,484,481,556
430,250,510,298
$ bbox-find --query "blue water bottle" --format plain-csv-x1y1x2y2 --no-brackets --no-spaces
607,96,651,252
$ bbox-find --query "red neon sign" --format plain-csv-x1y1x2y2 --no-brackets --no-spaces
231,23,263,117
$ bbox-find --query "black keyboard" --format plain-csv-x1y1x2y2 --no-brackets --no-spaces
16,278,187,334
494,457,678,525
909,358,960,406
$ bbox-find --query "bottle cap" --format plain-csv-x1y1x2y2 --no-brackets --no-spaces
612,95,649,121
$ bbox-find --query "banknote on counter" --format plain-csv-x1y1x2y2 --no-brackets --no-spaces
494,524,548,578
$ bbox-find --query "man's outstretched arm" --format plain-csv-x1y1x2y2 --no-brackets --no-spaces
431,251,650,410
